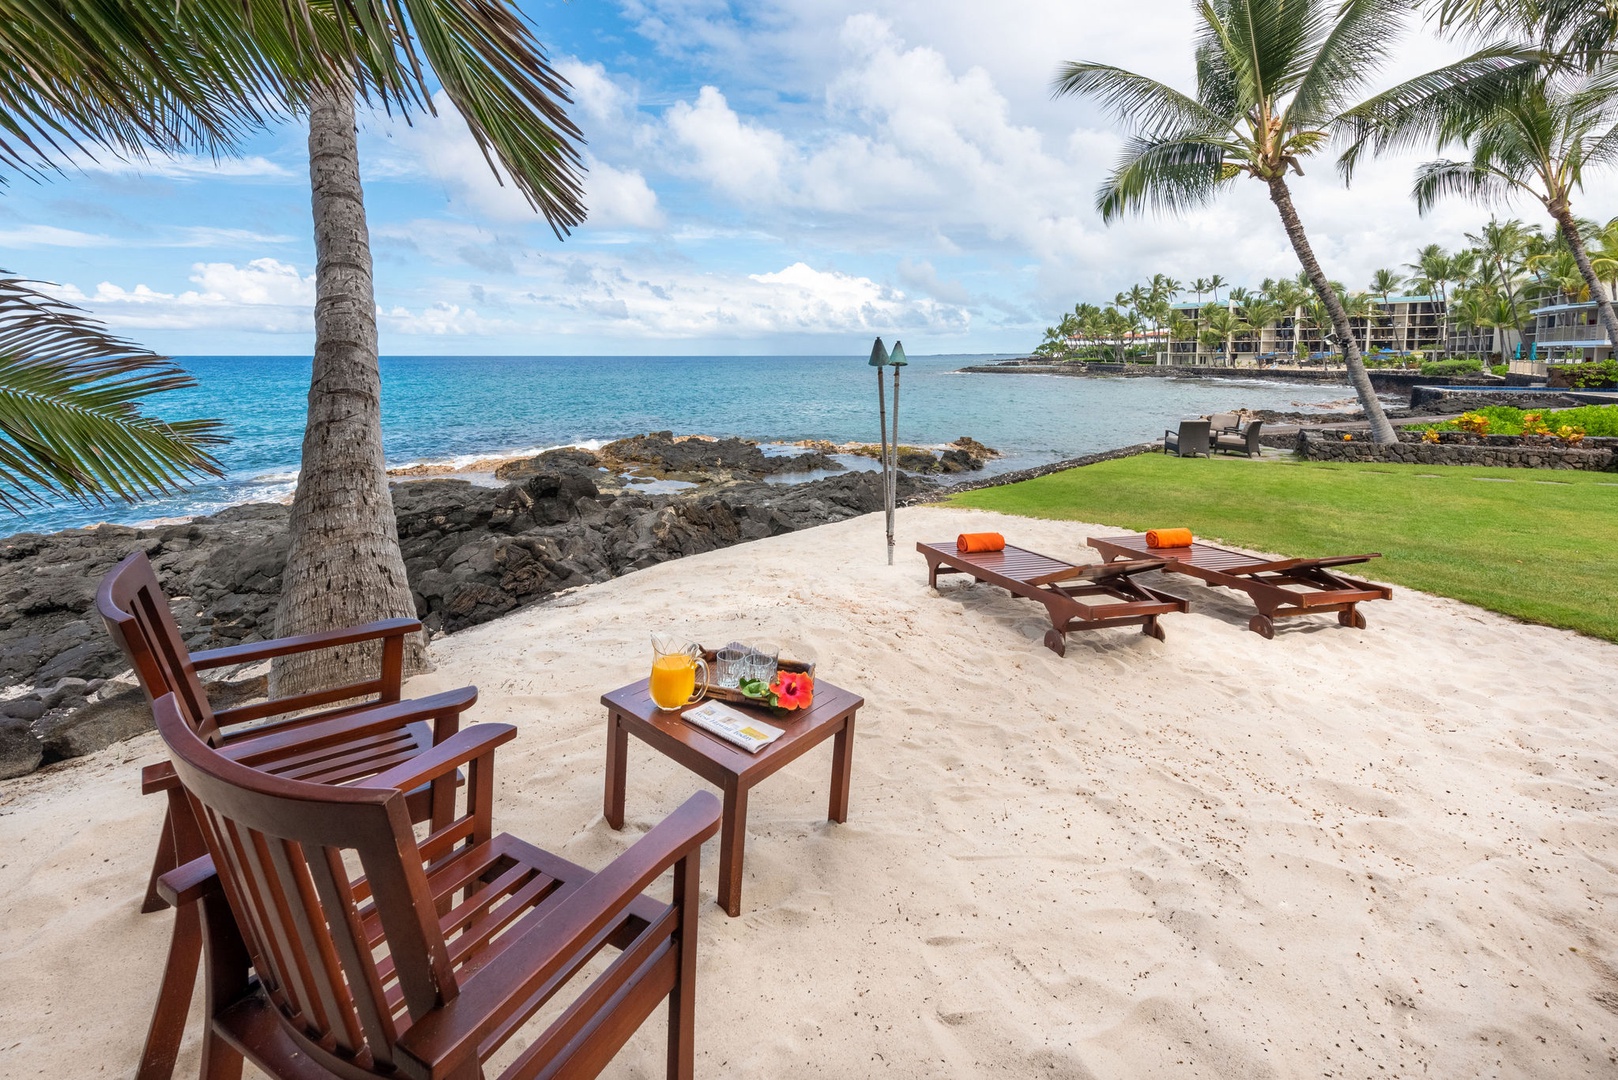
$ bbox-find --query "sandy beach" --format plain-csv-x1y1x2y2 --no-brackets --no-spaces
2,505,1616,1077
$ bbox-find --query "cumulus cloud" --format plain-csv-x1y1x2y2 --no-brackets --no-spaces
665,86,792,198
56,258,314,332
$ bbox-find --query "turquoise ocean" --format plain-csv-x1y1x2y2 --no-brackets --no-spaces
9,354,1359,536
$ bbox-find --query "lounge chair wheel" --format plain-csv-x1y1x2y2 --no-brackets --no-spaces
1339,608,1367,629
1043,629,1067,656
1248,614,1275,639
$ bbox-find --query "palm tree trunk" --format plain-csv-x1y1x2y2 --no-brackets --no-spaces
1550,206,1618,354
1266,177,1396,444
272,90,426,694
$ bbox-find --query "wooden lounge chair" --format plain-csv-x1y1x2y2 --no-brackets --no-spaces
1214,419,1265,457
97,551,478,1080
1164,420,1211,457
918,540,1189,655
1087,534,1392,638
147,691,721,1080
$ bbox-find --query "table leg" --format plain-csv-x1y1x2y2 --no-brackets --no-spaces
717,781,749,917
604,711,627,830
828,712,855,824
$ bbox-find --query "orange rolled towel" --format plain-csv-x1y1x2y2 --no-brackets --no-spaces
957,532,1005,553
1146,527,1194,548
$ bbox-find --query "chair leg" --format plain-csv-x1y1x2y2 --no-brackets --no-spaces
142,804,178,913
666,850,701,1080
135,899,202,1080
198,1029,244,1080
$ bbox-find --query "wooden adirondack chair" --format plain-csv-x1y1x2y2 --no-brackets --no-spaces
97,551,479,1080
150,691,721,1080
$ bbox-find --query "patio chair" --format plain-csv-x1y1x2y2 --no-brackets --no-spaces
918,540,1189,655
1163,420,1211,458
1208,412,1241,435
97,551,478,1080
1088,534,1392,638
147,691,721,1080
1214,419,1266,457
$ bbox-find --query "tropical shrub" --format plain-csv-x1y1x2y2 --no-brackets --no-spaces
1549,360,1618,388
1490,364,1509,377
1412,405,1618,438
1419,358,1485,377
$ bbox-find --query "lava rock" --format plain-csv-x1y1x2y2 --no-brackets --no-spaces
0,718,42,778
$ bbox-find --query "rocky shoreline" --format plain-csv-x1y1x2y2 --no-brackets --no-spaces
0,432,996,778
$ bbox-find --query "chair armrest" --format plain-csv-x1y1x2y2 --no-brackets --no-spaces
190,618,422,670
157,854,220,907
222,687,478,767
396,791,722,1077
363,724,516,793
142,760,179,794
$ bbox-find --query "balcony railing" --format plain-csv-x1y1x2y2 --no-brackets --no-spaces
1534,323,1612,344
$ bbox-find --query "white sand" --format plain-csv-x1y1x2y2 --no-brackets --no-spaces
3,506,1617,1077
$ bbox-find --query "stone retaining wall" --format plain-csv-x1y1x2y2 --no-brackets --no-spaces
1296,430,1616,470
1409,386,1585,411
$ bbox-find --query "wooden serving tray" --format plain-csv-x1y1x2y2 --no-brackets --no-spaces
698,648,815,709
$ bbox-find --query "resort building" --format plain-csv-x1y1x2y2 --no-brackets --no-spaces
1164,295,1444,365
1526,293,1612,371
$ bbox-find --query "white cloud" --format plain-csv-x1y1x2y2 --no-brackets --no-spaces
582,156,664,228
59,258,315,332
0,224,110,248
665,86,791,198
71,152,293,181
0,223,292,249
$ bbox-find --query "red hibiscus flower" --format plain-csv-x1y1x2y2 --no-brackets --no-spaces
769,670,814,710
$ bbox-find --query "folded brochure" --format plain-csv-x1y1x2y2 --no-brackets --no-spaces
682,700,784,754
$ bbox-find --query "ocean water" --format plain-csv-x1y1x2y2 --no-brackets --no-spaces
7,354,1360,536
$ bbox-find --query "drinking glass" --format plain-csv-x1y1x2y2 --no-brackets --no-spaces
649,633,709,710
743,641,780,684
715,643,749,689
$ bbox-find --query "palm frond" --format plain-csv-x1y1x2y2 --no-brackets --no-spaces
1412,158,1518,213
0,0,586,234
1335,47,1542,179
0,274,224,514
1097,135,1241,222
1051,62,1219,137
1289,0,1413,124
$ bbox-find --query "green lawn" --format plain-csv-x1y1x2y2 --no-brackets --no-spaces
950,453,1618,642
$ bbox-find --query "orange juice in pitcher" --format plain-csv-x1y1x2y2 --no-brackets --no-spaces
649,634,709,710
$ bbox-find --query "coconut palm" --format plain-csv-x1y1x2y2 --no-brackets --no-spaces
1207,274,1228,303
1341,290,1378,354
1237,296,1285,362
1369,268,1405,305
0,276,223,511
7,0,588,690
1345,62,1618,355
1199,304,1246,365
1048,0,1495,442
1262,276,1312,363
1464,217,1533,325
1192,277,1213,303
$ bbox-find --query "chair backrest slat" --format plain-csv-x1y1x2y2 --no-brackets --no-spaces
96,552,220,743
152,693,458,1075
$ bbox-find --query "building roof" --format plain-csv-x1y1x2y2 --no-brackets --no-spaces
1530,300,1599,315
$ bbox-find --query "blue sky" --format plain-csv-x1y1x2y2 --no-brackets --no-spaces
6,0,1615,356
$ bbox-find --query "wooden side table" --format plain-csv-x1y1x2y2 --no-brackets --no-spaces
602,677,863,916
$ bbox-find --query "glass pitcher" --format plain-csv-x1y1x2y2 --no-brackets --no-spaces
649,634,710,710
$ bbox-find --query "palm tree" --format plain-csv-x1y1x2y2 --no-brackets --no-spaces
9,0,587,690
1346,63,1618,355
0,276,223,511
1341,290,1378,355
1208,274,1228,304
1263,276,1312,364
1464,217,1532,327
274,18,585,694
1192,277,1213,303
1199,304,1246,365
1237,296,1285,362
1370,268,1404,305
1050,0,1477,442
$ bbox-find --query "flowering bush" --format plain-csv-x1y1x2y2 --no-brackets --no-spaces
1520,412,1550,436
1421,428,1441,444
1455,412,1492,435
1557,425,1587,446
